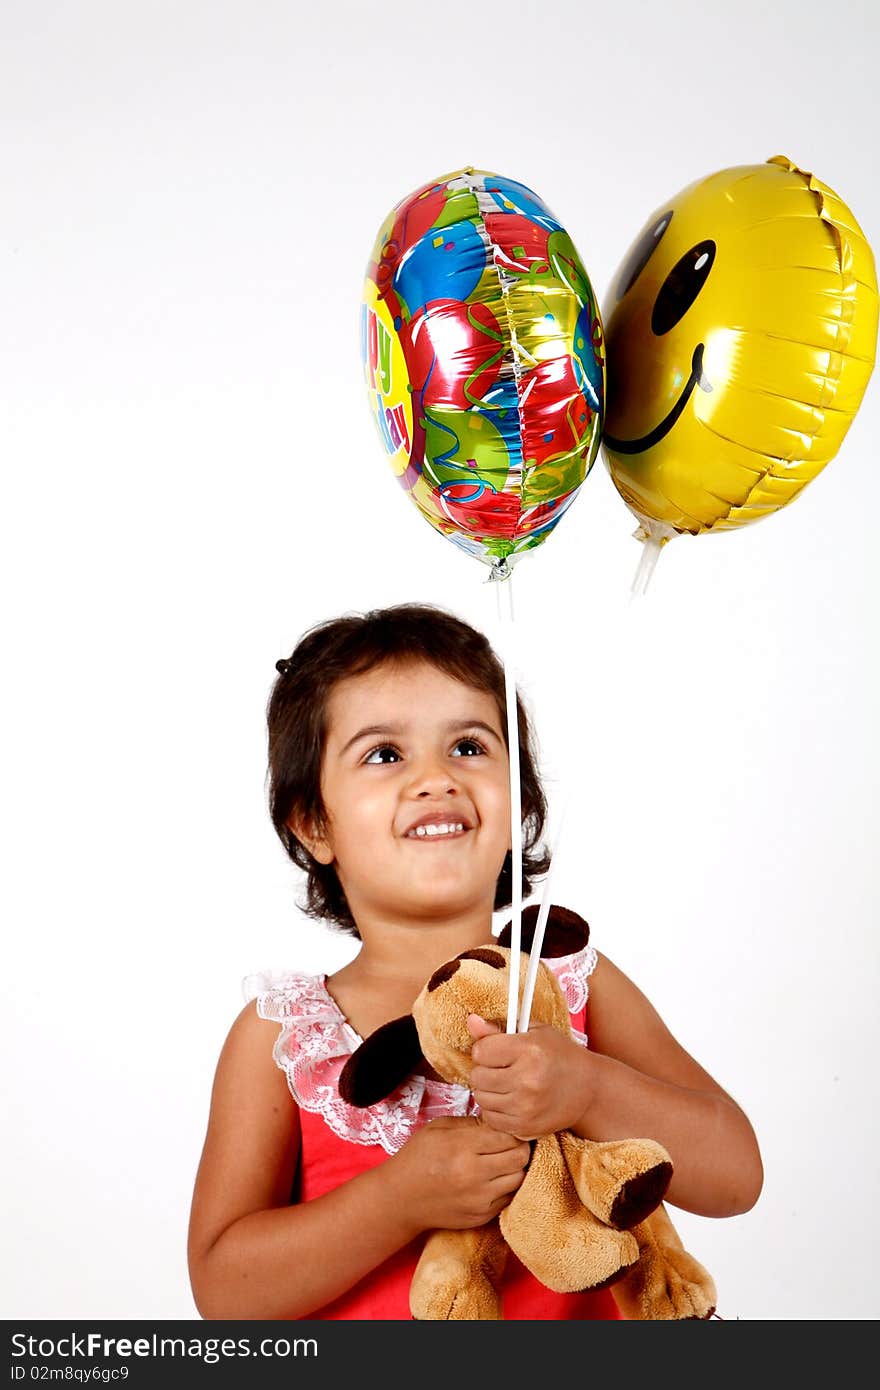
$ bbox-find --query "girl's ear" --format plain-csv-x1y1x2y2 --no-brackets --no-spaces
338,1016,425,1106
497,903,590,957
286,813,334,866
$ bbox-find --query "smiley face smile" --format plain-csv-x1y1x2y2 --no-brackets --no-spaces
604,344,713,456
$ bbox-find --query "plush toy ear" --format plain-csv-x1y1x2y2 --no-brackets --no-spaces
497,903,590,956
337,1015,425,1107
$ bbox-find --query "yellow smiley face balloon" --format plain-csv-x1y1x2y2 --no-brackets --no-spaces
602,156,878,563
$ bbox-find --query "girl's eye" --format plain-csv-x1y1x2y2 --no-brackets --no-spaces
451,738,486,757
363,744,402,764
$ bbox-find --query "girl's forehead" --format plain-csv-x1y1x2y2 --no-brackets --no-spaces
325,660,500,730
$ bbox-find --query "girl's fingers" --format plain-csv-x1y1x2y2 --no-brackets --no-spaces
469,1106,517,1128
476,1106,522,1133
471,1033,525,1067
474,1124,525,1154
488,1168,528,1199
476,1107,507,1129
469,1064,515,1095
479,1142,531,1174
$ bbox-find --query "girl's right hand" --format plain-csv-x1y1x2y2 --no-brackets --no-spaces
390,1115,531,1232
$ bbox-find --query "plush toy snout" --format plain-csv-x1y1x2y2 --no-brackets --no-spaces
415,945,572,1089
422,949,508,1071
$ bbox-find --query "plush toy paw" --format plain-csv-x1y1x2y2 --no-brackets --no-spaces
613,1239,717,1320
411,1271,503,1321
501,1195,639,1293
410,1226,506,1321
500,1136,641,1293
559,1132,673,1229
611,1207,717,1320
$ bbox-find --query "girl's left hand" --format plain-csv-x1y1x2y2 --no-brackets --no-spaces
467,1015,597,1140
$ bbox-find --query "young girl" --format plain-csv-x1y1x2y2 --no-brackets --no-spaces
187,603,762,1320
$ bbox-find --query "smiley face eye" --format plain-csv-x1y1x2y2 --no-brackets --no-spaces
651,240,716,336
615,211,673,301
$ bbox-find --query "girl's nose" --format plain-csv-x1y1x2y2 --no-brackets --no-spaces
408,753,461,797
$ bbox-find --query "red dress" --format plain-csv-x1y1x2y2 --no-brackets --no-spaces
247,942,621,1321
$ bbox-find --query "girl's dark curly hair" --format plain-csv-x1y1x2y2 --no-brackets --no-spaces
267,603,550,938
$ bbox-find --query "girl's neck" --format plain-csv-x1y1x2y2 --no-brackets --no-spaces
340,903,497,995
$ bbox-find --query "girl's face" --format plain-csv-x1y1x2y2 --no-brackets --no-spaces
307,660,511,927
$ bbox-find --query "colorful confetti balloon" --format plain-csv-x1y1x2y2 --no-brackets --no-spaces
602,156,878,562
361,167,605,571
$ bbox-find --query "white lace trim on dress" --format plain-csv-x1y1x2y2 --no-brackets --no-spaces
242,939,597,1156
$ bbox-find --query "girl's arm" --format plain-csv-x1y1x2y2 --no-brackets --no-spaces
188,1003,530,1319
468,950,763,1219
568,951,763,1218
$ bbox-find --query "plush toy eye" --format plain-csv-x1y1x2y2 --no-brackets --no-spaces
457,948,506,969
427,959,461,991
427,947,507,992
651,240,716,335
615,211,673,301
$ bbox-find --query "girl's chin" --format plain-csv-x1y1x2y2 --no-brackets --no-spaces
367,884,496,921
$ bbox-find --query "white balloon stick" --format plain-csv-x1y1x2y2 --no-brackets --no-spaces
629,519,677,598
631,535,663,598
495,566,522,1035
518,785,570,1033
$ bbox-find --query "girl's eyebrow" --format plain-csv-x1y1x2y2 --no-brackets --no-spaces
338,718,503,756
443,719,504,746
339,723,399,755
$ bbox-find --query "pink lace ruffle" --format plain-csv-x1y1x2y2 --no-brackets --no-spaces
243,939,597,1156
553,939,598,1017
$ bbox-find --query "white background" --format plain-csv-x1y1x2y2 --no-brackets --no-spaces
3,0,878,1322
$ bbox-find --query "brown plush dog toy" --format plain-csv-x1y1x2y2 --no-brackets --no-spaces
339,905,717,1320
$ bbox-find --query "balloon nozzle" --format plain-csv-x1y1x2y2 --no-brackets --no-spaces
488,557,513,583
630,520,678,599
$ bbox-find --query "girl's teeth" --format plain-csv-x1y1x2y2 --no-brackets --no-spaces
411,822,464,838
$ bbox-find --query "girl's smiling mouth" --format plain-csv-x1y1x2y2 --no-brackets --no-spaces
403,811,473,840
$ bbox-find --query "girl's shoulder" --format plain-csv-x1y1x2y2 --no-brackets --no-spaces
543,931,598,1015
241,967,363,1104
241,967,477,1154
243,968,355,1035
